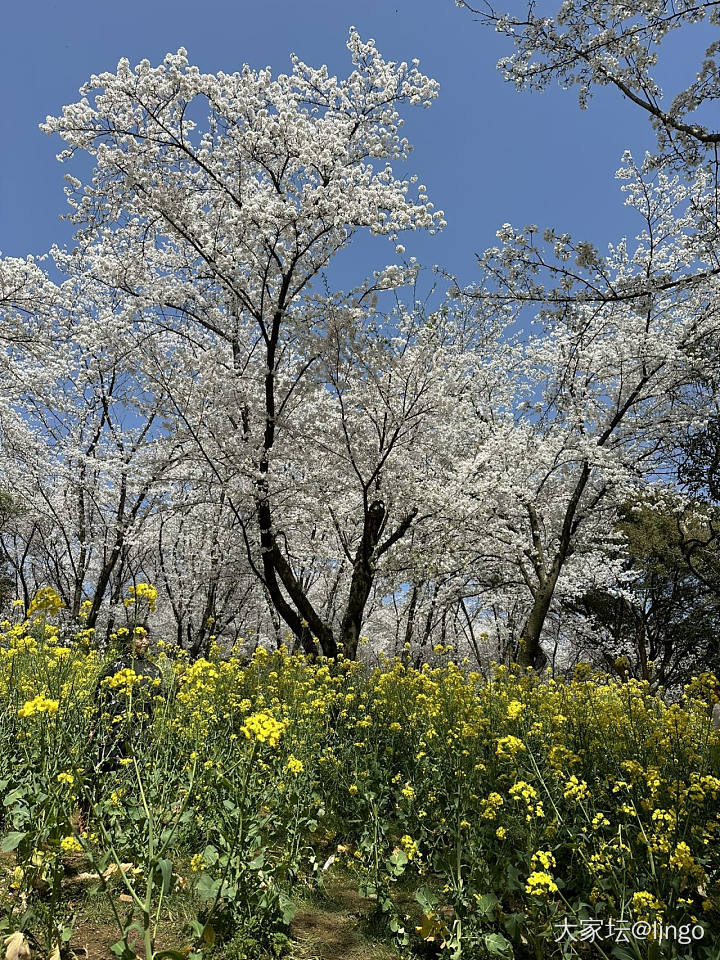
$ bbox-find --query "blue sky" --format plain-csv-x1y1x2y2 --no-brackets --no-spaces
0,0,710,289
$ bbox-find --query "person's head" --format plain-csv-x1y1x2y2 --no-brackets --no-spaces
129,628,150,658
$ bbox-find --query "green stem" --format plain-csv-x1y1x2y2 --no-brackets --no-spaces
202,740,257,937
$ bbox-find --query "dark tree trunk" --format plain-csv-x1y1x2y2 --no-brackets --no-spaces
339,500,386,659
517,573,557,668
401,584,420,665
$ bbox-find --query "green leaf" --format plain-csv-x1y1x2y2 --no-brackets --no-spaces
483,932,514,958
503,912,525,940
1,831,27,852
279,895,297,926
415,884,439,912
109,940,134,960
3,787,29,807
156,857,173,895
388,848,408,875
195,872,221,901
202,844,218,865
504,862,522,891
474,892,499,918
159,827,174,848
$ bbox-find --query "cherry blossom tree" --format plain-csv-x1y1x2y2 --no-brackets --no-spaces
0,276,179,627
447,0,720,666
459,0,720,169
40,34,449,657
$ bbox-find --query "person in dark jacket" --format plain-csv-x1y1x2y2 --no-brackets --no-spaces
92,628,162,773
77,629,163,833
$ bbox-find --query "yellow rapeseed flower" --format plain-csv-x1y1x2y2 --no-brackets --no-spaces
18,695,59,718
241,711,286,747
525,871,558,897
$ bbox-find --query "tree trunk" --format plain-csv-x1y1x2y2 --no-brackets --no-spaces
401,585,419,665
517,569,559,669
339,500,386,659
517,463,593,668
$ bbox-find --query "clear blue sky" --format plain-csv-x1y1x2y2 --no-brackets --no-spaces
0,0,709,287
